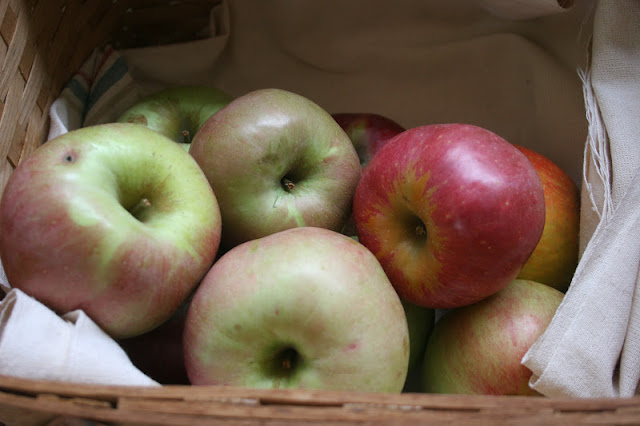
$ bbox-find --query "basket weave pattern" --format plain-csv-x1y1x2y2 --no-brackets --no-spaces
0,0,219,194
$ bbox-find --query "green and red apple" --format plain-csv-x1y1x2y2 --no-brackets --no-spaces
183,226,410,393
190,88,362,250
514,145,580,292
421,279,564,395
353,123,546,309
117,85,233,151
0,123,221,338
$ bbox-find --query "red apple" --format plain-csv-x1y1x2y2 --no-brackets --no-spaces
332,113,406,238
421,279,564,395
353,123,546,309
332,113,406,167
514,145,580,292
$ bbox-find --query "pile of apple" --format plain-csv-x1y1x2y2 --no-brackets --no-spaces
0,85,580,395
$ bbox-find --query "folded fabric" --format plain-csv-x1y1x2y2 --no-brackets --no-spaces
522,0,640,398
48,45,141,141
0,286,159,386
476,0,576,20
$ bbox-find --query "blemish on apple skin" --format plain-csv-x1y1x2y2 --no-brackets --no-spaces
63,151,77,163
345,342,359,352
126,114,148,126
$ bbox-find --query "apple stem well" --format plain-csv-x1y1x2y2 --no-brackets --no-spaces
267,346,301,380
128,197,152,221
281,177,296,191
407,215,428,240
182,130,191,144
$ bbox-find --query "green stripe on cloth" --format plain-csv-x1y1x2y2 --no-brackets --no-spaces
85,55,129,120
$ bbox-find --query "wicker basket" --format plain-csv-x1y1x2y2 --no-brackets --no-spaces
1,0,640,424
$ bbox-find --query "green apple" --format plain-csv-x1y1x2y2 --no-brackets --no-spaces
183,226,410,393
189,88,362,250
0,123,222,338
117,85,233,151
399,300,435,373
401,300,435,392
421,279,563,395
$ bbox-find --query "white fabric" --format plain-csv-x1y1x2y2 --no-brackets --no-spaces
522,0,640,398
0,283,158,386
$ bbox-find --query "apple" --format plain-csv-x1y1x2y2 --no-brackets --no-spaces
402,300,434,372
118,298,191,385
0,123,221,338
353,123,546,309
332,112,406,167
421,279,564,395
514,145,580,292
117,85,233,151
332,112,406,238
401,300,435,392
189,88,362,250
183,226,410,393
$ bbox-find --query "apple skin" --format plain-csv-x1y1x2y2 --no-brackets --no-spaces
190,88,362,250
118,299,191,385
514,145,580,292
332,113,406,237
117,85,233,151
421,279,564,395
402,300,434,372
401,300,435,392
332,113,406,167
0,123,221,338
183,226,410,393
353,123,546,309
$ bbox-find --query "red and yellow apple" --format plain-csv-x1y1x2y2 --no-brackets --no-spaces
352,123,546,309
514,145,580,292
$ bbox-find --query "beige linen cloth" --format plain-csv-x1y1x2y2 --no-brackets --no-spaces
2,0,639,396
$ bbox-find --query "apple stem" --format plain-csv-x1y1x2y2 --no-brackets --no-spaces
282,178,295,191
130,197,151,219
182,130,191,144
416,225,426,237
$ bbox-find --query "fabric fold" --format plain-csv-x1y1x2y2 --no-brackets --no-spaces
0,287,159,386
476,0,575,20
523,0,640,398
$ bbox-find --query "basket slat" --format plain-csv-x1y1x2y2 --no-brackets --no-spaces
1,376,640,425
